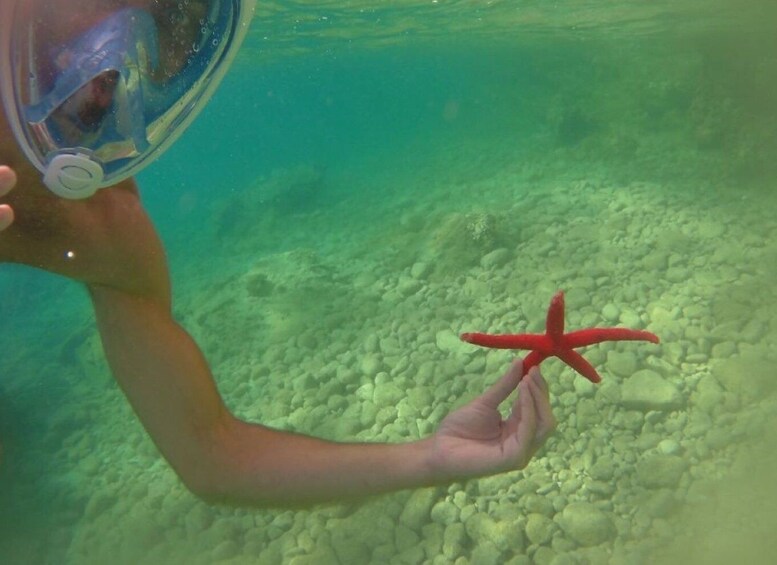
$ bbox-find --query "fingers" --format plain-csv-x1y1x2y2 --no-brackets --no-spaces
502,366,554,468
0,205,12,231
478,359,523,409
511,373,537,461
0,166,16,197
526,367,556,444
0,166,16,231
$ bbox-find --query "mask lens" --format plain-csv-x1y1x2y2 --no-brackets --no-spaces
54,70,120,136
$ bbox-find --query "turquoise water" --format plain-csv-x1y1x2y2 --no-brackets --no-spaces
2,1,777,563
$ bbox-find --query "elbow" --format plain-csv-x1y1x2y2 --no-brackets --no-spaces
172,453,235,505
170,417,275,506
168,418,247,505
180,472,227,505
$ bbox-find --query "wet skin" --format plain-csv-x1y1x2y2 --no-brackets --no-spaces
0,110,170,305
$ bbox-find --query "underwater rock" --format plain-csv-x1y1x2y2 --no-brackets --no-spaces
525,513,556,545
410,261,432,280
329,527,371,564
711,349,775,400
372,382,404,407
691,374,725,414
480,247,511,270
639,488,678,519
587,481,616,497
470,541,502,565
573,377,596,397
184,504,213,536
84,490,117,520
636,454,688,489
211,540,239,561
522,493,556,517
442,523,467,559
464,511,499,546
710,340,737,359
399,488,439,531
558,502,616,547
606,350,638,378
657,438,682,456
588,458,616,482
621,370,683,411
601,303,620,322
244,271,275,298
359,354,385,376
431,499,460,526
575,398,601,428
420,211,516,276
435,329,469,355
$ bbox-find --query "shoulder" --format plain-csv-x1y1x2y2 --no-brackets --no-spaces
1,175,171,304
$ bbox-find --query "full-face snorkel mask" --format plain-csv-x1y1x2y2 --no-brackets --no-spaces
0,0,255,199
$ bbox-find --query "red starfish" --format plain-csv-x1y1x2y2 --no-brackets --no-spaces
460,290,660,383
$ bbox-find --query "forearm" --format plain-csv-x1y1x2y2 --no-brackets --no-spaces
89,284,439,506
212,420,438,506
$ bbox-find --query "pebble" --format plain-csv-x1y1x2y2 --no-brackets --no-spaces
372,382,404,406
685,353,708,364
607,350,637,378
470,541,503,565
564,288,589,310
710,341,736,359
657,439,682,455
397,276,423,297
400,489,439,531
588,458,615,481
619,309,642,328
360,354,385,376
560,478,583,496
435,329,469,354
184,504,213,536
665,266,688,283
442,523,467,558
464,512,498,544
481,248,512,269
573,378,596,397
558,502,616,546
587,481,615,497
525,513,556,545
410,261,432,279
431,500,460,526
621,370,683,411
522,493,555,517
212,540,239,561
636,455,688,488
740,319,766,344
84,491,116,520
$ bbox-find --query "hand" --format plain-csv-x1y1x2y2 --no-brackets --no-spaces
0,165,16,231
430,360,556,481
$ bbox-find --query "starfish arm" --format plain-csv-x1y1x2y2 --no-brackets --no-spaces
460,333,551,351
521,350,549,377
555,348,603,383
546,291,565,339
564,328,660,348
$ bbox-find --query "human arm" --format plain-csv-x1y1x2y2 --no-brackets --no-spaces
89,284,555,507
0,165,15,231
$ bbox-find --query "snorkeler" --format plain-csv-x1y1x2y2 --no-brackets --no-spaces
0,0,555,505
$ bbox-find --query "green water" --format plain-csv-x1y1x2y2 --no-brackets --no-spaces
2,0,777,563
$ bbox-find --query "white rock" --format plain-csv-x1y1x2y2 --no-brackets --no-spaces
621,370,683,411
